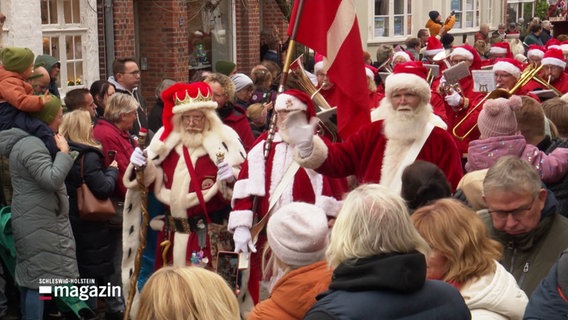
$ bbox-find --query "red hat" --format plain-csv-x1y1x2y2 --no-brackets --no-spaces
561,40,568,53
314,53,325,74
274,89,316,120
450,44,482,70
542,48,567,69
386,61,430,103
546,38,562,50
159,82,217,141
492,58,523,79
365,64,377,79
490,42,512,58
392,50,414,62
425,36,444,56
527,45,545,59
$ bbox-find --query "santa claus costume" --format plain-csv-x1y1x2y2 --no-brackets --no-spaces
292,62,463,193
228,89,346,309
121,82,246,314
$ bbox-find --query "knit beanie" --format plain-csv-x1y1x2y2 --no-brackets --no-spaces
477,95,522,138
230,73,253,92
267,202,329,267
215,60,236,76
31,94,61,124
429,10,440,21
1,47,34,73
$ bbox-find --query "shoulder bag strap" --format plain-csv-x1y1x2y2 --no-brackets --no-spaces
182,146,211,224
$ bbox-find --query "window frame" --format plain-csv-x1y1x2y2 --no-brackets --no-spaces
370,0,413,42
450,0,480,31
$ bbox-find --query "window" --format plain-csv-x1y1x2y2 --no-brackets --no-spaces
41,0,86,93
451,0,480,29
507,0,534,24
373,0,412,39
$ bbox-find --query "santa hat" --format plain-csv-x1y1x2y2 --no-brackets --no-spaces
392,51,413,63
450,44,482,70
546,38,562,50
425,36,444,56
477,95,521,138
159,82,217,141
365,65,377,79
385,61,431,104
492,58,523,80
527,44,545,59
490,42,512,58
267,202,329,266
274,89,316,120
561,40,568,54
541,48,567,69
314,53,325,74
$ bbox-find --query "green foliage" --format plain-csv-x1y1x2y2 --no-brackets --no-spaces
535,0,550,19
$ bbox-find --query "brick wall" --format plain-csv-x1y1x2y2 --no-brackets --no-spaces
235,0,261,74
96,0,107,80
138,0,189,110
112,0,136,58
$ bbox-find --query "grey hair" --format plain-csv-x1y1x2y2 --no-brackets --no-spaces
483,156,542,197
326,184,430,268
104,93,138,123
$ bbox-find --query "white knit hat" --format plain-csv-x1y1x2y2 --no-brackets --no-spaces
230,73,253,92
267,202,329,267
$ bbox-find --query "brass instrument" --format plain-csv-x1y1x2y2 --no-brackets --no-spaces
433,50,452,68
377,56,393,73
287,55,338,141
451,64,543,141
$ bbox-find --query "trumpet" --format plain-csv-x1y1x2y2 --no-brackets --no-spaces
451,64,543,141
433,50,451,68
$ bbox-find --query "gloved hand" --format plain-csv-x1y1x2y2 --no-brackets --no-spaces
284,111,318,158
130,147,147,168
217,161,234,182
444,91,462,107
233,226,256,254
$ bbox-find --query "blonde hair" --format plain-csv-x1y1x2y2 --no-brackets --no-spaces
103,93,138,123
204,73,235,103
326,184,429,268
137,266,240,320
411,198,502,283
59,110,101,149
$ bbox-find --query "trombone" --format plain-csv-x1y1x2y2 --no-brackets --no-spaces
451,64,543,141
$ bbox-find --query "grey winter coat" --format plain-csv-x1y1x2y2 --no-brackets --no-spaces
0,128,78,289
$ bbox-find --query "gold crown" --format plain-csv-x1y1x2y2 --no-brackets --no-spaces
175,88,211,106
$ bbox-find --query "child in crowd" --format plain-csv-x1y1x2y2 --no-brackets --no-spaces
466,95,568,184
0,47,51,130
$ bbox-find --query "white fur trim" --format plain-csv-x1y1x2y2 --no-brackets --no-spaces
149,215,166,231
490,47,508,54
425,48,443,56
314,61,324,74
392,51,411,62
228,209,254,232
492,61,521,79
172,101,217,114
230,141,268,208
385,73,431,104
527,49,544,59
549,45,562,50
561,44,568,53
275,93,307,112
365,67,374,79
293,135,328,169
450,47,474,61
430,113,448,130
371,104,388,122
542,57,567,69
316,196,343,218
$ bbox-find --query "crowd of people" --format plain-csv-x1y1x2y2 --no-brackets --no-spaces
4,10,568,320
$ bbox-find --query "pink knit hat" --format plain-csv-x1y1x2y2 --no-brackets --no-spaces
477,95,522,138
267,202,329,266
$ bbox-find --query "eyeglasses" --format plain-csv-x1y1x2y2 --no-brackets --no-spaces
182,114,204,123
494,72,513,79
122,70,141,76
488,197,535,221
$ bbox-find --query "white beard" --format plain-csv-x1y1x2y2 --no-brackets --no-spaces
383,102,431,141
180,131,204,149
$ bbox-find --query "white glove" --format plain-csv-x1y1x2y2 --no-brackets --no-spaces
444,91,462,107
284,111,318,158
439,75,446,87
130,147,147,168
216,161,234,182
233,226,256,254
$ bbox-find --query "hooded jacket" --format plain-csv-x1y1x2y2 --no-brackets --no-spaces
0,128,77,289
304,252,471,320
34,55,60,98
460,261,528,319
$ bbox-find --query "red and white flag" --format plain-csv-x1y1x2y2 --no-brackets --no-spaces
288,0,370,139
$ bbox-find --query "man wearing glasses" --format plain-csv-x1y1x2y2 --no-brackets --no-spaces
480,156,568,296
108,58,148,139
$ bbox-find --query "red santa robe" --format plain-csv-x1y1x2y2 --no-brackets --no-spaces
228,131,347,306
295,114,463,191
121,119,246,304
522,71,568,96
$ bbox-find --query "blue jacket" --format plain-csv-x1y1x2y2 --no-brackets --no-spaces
303,252,471,320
